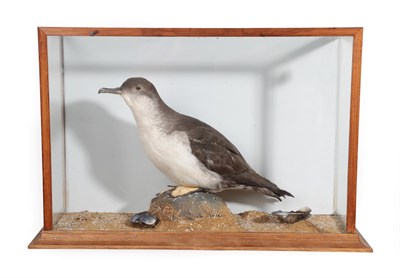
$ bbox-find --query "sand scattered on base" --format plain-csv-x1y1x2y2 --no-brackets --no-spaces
54,211,345,233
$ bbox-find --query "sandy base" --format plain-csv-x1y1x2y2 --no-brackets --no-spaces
54,211,346,233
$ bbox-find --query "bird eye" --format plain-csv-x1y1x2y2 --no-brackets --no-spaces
136,86,141,90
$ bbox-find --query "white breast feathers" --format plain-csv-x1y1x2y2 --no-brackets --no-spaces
122,94,222,189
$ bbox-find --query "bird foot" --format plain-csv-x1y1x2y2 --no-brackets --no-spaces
170,185,201,197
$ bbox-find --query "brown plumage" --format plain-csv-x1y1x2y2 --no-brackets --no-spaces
175,115,294,200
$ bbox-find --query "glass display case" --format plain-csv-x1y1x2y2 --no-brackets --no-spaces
29,27,371,251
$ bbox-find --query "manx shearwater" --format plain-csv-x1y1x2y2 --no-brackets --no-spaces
99,77,294,199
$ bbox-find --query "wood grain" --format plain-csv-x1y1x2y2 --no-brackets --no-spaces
346,28,363,233
29,229,372,252
38,27,362,37
38,28,53,230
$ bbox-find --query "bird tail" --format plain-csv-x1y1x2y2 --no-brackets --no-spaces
224,171,294,201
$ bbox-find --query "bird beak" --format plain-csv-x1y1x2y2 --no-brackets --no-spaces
98,87,122,95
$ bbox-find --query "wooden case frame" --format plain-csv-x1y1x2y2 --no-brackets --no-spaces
29,27,371,251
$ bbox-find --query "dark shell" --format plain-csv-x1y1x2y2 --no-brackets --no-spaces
272,207,312,224
131,211,159,228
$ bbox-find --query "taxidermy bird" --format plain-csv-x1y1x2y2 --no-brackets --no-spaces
99,77,294,200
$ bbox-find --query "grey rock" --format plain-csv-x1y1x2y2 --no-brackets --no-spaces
149,191,234,221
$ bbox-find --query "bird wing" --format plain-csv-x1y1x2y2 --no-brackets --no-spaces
174,115,251,176
172,114,294,200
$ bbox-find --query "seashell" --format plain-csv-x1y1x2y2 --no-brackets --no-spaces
272,207,311,224
131,211,159,228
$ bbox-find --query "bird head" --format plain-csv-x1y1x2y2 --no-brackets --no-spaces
98,77,160,101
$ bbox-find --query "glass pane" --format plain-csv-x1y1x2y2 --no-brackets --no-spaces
49,36,353,233
48,36,66,224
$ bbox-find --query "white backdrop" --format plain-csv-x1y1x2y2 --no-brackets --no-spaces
1,1,399,278
55,36,351,214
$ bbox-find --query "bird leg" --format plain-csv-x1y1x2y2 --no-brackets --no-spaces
170,185,201,197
